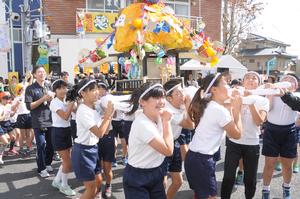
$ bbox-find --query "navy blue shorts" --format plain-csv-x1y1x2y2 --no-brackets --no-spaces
0,121,13,134
16,114,32,129
185,150,217,199
70,120,77,140
98,130,116,162
72,143,101,181
51,127,73,151
262,121,298,159
123,120,133,145
177,128,193,145
166,143,182,173
123,163,167,199
213,147,221,162
112,120,124,139
0,126,4,136
296,126,300,144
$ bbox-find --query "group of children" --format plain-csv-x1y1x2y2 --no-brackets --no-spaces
1,65,300,199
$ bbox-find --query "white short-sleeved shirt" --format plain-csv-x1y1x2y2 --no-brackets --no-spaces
75,103,101,146
13,95,30,115
128,112,165,168
49,97,70,128
267,92,300,125
6,104,17,123
165,101,185,140
189,101,232,155
230,95,269,145
71,102,77,121
95,97,113,131
0,104,12,121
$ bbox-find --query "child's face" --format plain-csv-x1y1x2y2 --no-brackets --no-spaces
140,96,165,120
98,87,107,97
0,97,9,105
243,74,259,90
281,76,298,92
82,87,99,104
212,77,230,101
55,86,67,99
167,86,184,109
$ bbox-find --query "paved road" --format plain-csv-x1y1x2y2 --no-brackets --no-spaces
1,142,300,199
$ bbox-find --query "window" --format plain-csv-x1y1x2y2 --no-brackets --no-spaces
165,0,190,17
87,0,190,16
87,0,123,11
249,59,255,63
13,28,22,43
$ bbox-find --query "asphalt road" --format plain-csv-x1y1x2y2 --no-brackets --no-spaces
1,142,300,199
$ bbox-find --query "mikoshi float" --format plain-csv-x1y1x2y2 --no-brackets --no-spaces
78,0,224,82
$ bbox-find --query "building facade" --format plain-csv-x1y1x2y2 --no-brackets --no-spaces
2,0,222,79
237,33,297,75
44,0,222,40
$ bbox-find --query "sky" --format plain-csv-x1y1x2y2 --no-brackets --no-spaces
254,0,300,57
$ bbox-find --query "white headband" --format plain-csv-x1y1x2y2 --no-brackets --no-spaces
281,75,298,88
98,82,108,88
51,79,65,90
139,84,163,102
244,71,261,84
78,80,96,94
203,73,221,98
166,83,182,95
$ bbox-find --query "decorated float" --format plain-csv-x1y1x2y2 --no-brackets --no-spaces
76,0,224,91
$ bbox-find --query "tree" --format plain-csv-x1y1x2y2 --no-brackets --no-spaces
222,0,264,55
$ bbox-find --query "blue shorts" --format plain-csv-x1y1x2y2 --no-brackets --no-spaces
213,147,221,162
0,126,4,136
166,143,182,173
123,163,167,199
112,120,124,139
98,130,116,162
0,121,13,134
123,120,133,145
185,150,217,199
70,120,77,140
51,127,73,151
72,143,101,181
262,121,298,159
16,114,32,129
177,128,193,145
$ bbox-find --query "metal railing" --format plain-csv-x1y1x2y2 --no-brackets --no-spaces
114,77,185,92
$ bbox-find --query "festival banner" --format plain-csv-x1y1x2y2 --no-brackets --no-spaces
76,12,118,34
0,24,11,52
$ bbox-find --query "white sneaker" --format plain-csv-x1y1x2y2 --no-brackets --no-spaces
39,169,50,178
95,192,102,199
0,155,4,165
59,185,76,196
51,180,61,190
46,165,53,172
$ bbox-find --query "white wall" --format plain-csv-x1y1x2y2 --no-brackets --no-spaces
59,38,115,82
0,1,8,78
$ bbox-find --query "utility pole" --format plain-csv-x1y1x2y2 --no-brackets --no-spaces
8,0,15,71
20,0,32,73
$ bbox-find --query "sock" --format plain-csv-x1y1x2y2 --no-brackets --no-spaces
263,185,270,191
54,165,63,183
237,170,243,175
283,183,291,188
9,141,15,150
106,183,111,188
61,172,69,187
0,144,5,154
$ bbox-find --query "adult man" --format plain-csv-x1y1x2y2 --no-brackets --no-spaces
60,71,73,90
25,65,54,177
